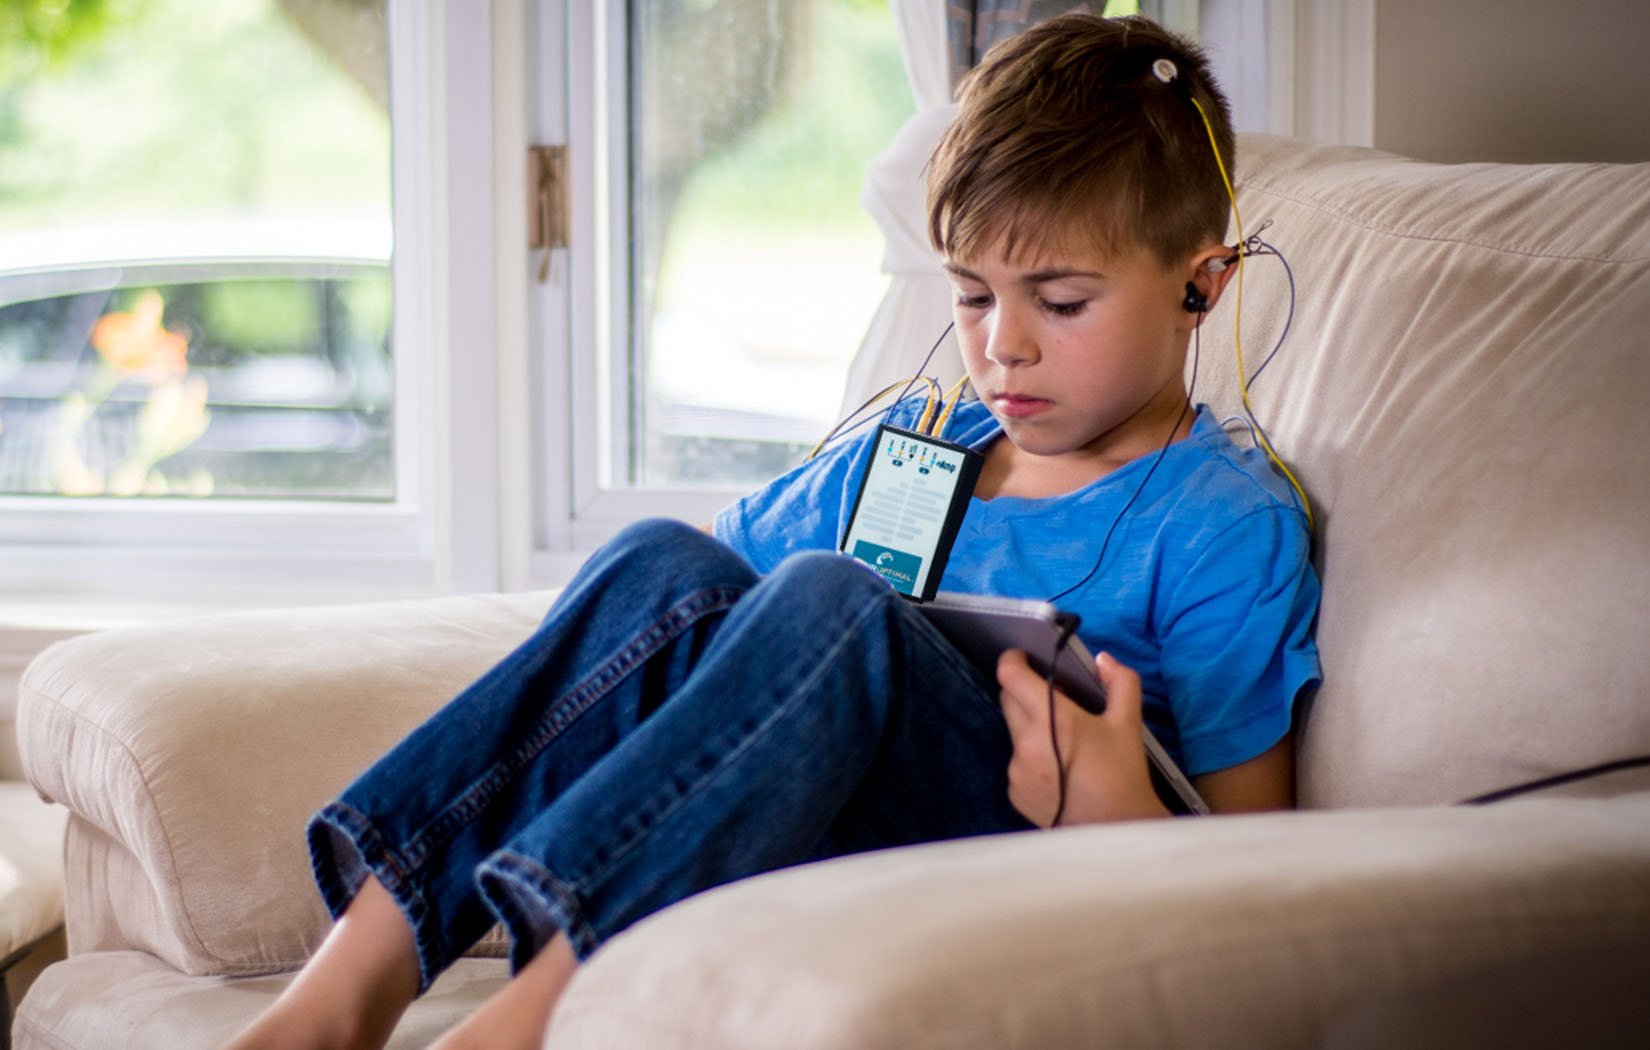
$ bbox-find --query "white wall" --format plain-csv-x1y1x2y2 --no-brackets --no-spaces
1373,0,1650,163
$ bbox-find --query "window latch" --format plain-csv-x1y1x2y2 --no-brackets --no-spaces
529,144,568,282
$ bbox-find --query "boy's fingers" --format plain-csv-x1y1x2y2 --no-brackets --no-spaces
1094,651,1143,728
996,649,1044,728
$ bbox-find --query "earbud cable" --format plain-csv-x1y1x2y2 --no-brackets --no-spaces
930,375,972,438
1190,96,1315,530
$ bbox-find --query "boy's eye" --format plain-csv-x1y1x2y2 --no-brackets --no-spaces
1041,298,1087,318
954,292,992,311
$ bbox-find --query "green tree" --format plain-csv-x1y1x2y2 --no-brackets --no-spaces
0,0,136,74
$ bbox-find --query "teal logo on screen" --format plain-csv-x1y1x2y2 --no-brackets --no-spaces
851,541,922,595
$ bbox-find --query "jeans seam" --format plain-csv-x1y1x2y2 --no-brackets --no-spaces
903,607,1004,719
556,589,894,904
476,850,600,963
398,585,746,871
309,801,446,993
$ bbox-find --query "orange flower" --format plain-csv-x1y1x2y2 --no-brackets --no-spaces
90,290,189,380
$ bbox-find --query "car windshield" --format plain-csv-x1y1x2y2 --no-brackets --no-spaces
0,243,393,499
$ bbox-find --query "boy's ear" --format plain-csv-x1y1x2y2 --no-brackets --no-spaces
1184,245,1241,322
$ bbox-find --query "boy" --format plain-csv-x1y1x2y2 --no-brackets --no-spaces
231,14,1319,1050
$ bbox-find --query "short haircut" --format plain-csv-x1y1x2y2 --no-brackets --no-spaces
927,14,1236,270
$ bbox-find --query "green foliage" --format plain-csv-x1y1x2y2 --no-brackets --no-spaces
0,0,388,232
0,0,136,73
671,0,914,232
198,280,319,357
338,273,390,348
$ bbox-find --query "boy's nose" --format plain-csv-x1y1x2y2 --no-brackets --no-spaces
985,306,1039,367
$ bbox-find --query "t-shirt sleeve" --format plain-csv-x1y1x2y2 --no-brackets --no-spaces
712,437,870,574
1158,506,1322,776
715,398,934,571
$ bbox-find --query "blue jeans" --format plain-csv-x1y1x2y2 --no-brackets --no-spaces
308,519,1032,992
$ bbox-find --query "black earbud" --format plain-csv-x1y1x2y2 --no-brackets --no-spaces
1182,282,1208,314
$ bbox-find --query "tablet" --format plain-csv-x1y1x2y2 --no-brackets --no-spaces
918,591,1210,816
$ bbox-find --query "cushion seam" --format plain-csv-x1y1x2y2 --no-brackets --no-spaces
20,681,227,969
1239,176,1650,266
13,1009,77,1050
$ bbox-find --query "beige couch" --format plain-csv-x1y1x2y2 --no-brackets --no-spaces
14,135,1650,1048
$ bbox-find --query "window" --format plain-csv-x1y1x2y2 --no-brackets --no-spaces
623,0,912,490
532,0,913,565
0,0,393,501
0,1,492,604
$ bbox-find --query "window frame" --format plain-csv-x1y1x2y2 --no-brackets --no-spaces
521,0,744,589
0,0,503,608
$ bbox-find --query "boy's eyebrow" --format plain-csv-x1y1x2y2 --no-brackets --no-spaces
1020,267,1106,283
942,262,1107,284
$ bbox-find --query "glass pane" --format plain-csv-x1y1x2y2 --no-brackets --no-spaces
0,0,392,500
629,0,914,488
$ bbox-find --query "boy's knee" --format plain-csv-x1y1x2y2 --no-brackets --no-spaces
559,519,753,624
601,518,742,576
608,517,706,553
767,550,892,607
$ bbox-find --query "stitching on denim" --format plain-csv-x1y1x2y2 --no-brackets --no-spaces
312,802,417,905
479,851,599,961
398,585,746,872
900,605,1004,719
559,589,892,895
311,801,447,992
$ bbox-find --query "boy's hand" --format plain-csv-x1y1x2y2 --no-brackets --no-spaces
996,649,1170,826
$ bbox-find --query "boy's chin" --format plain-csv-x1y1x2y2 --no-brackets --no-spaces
994,419,1091,458
997,412,1168,465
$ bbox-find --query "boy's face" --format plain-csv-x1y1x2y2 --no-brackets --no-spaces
945,234,1205,473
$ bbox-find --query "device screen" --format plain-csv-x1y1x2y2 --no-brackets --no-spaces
840,425,983,601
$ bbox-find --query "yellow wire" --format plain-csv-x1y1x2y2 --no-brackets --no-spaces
929,375,971,438
809,376,940,461
1191,97,1315,530
913,375,943,435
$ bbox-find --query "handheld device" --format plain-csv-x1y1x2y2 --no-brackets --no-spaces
918,592,1210,817
839,424,983,602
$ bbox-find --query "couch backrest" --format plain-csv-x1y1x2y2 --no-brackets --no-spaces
1201,135,1650,808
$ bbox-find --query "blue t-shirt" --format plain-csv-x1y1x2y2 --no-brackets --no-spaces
714,398,1321,777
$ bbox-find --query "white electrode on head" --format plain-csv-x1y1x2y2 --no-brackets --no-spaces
1152,58,1179,84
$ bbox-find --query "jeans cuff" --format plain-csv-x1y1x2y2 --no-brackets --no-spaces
475,850,599,969
306,801,446,994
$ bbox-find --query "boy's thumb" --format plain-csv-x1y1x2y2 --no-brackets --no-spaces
1095,652,1143,726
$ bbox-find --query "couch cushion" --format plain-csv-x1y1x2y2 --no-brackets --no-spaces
13,952,506,1050
0,782,67,965
1318,932,1650,1050
1204,136,1650,807
18,590,549,975
547,793,1650,1050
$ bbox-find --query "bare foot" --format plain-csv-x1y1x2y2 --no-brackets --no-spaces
430,935,578,1050
227,876,421,1050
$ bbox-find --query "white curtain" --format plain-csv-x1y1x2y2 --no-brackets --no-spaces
841,0,1106,413
838,1,959,413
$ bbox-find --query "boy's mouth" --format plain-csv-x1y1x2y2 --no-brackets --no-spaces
992,393,1054,419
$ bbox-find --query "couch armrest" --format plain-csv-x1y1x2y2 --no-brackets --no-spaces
16,591,550,977
549,794,1650,1050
